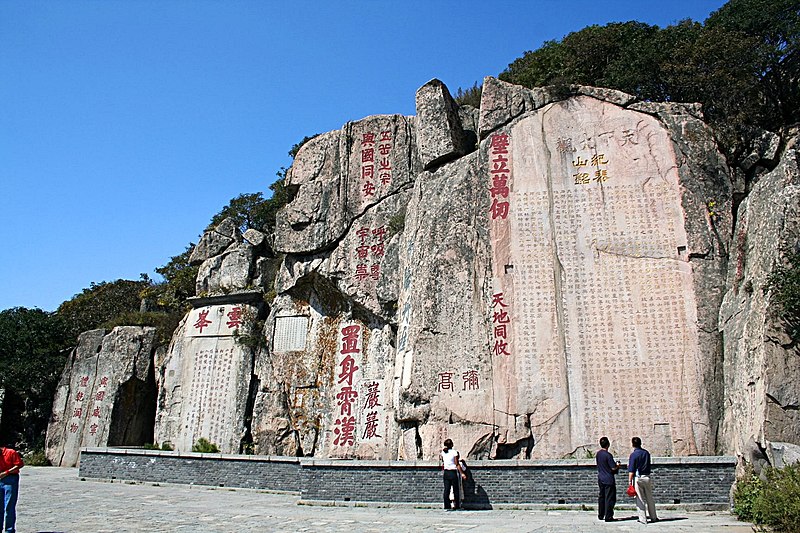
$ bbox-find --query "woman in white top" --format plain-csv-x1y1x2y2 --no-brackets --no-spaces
440,438,466,510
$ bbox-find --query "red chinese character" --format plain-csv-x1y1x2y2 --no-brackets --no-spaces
363,181,376,196
361,165,374,179
372,226,387,242
362,411,382,439
99,376,109,387
362,148,374,163
493,339,511,356
364,381,381,409
226,307,243,329
72,407,83,418
76,391,85,402
333,416,356,446
491,155,509,174
370,263,380,280
89,423,99,436
338,355,360,386
491,293,507,308
490,198,510,220
356,245,370,259
490,175,509,197
92,406,101,418
379,172,391,185
194,309,212,333
494,324,508,339
362,132,376,145
462,370,480,390
370,242,385,257
493,309,510,324
378,143,391,155
378,157,391,171
379,130,392,141
69,423,79,433
355,264,369,280
490,133,510,154
79,376,90,388
95,390,106,401
438,372,454,391
356,227,371,243
336,386,359,416
340,325,361,355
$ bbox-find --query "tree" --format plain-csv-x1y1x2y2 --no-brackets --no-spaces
0,307,69,450
56,279,150,343
498,0,800,164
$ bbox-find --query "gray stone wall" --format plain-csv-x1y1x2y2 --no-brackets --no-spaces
79,448,301,492
79,449,733,507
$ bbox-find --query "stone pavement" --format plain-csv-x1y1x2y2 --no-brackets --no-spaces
16,467,753,533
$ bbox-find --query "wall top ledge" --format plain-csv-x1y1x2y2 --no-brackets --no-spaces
80,449,735,467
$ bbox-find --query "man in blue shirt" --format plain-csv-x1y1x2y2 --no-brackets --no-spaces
627,436,658,524
596,436,620,521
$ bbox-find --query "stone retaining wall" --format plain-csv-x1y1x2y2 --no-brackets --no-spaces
79,448,735,507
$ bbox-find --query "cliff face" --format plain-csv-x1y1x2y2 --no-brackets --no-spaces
48,78,799,465
46,327,159,467
719,138,800,471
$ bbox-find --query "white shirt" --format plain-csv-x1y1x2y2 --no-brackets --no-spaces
441,448,460,470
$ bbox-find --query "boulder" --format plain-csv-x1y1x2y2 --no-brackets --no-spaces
415,79,467,169
45,327,159,467
189,217,242,266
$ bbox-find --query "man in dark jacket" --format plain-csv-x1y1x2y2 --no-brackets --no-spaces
596,436,620,521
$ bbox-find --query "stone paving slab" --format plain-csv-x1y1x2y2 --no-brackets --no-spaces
16,467,753,533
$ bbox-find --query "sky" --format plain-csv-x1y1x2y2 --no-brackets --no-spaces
0,0,728,312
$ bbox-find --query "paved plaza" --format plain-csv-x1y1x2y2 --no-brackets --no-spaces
15,467,753,532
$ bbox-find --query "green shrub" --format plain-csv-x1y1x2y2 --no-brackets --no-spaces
192,438,219,453
161,441,174,451
22,449,50,466
734,463,800,532
142,442,160,450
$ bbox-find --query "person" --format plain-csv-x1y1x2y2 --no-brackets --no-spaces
627,436,658,524
439,439,466,510
596,436,620,522
0,445,24,533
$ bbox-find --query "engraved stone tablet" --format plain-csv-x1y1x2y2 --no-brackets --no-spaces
273,316,309,352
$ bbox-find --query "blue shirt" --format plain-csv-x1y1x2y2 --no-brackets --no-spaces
627,448,652,476
596,449,617,485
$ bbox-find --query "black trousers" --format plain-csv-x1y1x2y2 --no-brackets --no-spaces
598,482,616,520
443,470,461,509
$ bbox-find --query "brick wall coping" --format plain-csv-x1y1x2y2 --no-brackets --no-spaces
81,448,734,468
81,447,300,464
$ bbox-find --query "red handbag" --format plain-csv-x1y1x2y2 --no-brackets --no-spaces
626,484,637,497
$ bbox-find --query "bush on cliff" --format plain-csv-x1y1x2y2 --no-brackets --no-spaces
734,463,800,531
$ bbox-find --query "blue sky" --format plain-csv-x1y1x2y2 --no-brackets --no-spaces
0,0,727,312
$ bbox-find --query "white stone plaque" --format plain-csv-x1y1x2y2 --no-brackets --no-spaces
273,316,309,352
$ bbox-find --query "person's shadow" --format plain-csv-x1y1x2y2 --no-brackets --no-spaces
461,468,493,510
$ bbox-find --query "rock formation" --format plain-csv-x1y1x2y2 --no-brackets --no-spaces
48,78,799,467
719,134,800,473
46,327,159,466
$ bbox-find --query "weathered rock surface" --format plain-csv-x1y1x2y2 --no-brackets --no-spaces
249,77,733,461
189,217,242,266
45,327,159,467
415,79,467,169
63,77,800,467
273,115,419,254
153,302,261,453
720,139,800,470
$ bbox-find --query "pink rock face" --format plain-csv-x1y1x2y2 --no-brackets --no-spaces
487,96,710,458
